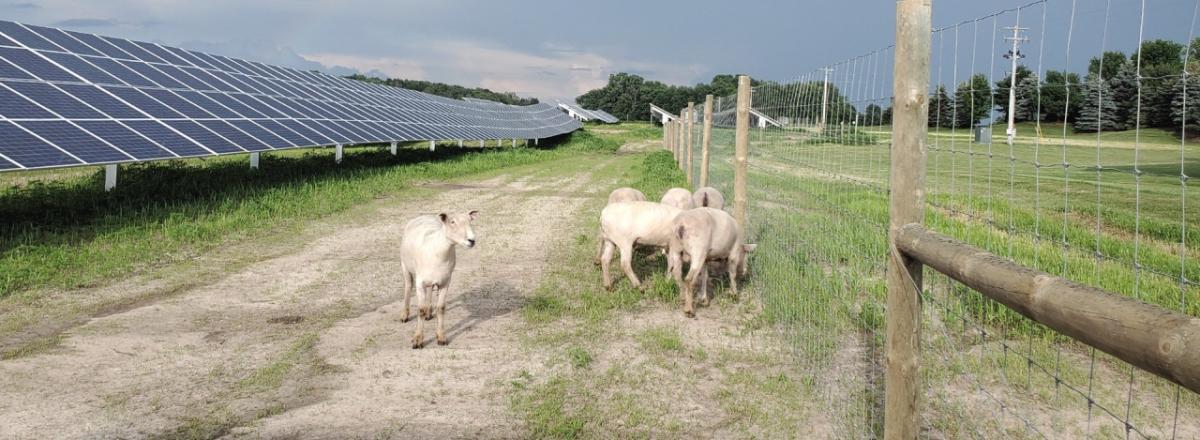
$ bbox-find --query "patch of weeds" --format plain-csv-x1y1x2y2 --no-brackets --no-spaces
236,332,318,393
0,333,65,360
522,290,566,324
637,326,684,354
566,346,592,369
510,375,589,439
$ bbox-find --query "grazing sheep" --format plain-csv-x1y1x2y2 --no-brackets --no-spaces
660,187,695,210
399,210,479,348
598,201,683,290
608,187,647,205
594,187,648,265
692,187,726,210
667,208,756,318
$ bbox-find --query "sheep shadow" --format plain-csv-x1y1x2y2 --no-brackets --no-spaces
441,281,523,342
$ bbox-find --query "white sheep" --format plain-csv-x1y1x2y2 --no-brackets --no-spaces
667,207,756,318
608,187,647,205
398,210,479,348
598,201,682,290
692,187,726,210
660,187,695,210
594,187,648,265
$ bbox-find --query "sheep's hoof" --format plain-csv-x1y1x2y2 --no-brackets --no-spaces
684,310,695,318
698,298,710,307
604,284,614,291
401,316,410,323
412,338,425,349
437,337,448,346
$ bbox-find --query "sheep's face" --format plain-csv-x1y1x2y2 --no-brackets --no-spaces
440,211,479,248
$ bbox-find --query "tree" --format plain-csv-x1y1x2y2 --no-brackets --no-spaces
1040,70,1082,123
1109,62,1139,128
995,65,1036,122
863,104,884,126
928,85,953,128
952,74,992,128
1074,74,1123,132
1013,73,1041,122
1171,75,1200,133
1088,51,1128,81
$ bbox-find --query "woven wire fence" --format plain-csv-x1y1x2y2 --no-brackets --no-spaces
674,0,1199,437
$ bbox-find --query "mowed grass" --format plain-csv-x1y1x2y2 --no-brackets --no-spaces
691,121,1199,437
0,130,634,299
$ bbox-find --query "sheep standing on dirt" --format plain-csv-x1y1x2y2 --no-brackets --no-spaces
594,187,648,265
598,201,683,290
660,188,695,210
692,187,726,210
667,208,756,318
399,210,479,348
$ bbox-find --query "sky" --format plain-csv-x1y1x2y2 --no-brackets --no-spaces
3,0,1199,101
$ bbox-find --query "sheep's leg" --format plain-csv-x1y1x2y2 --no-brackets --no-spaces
619,242,641,289
682,249,706,318
413,281,427,349
601,239,616,290
436,284,449,346
593,228,605,266
400,264,413,323
697,264,710,307
727,262,740,298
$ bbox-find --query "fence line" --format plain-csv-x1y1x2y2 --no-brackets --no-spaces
652,0,1198,436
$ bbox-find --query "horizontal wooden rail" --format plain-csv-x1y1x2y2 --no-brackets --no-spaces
894,223,1200,394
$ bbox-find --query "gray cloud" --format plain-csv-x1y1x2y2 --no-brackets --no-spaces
3,2,38,10
51,18,161,28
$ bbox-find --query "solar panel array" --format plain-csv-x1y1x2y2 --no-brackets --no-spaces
0,20,581,171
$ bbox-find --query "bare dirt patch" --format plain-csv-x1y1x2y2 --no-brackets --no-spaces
0,156,620,439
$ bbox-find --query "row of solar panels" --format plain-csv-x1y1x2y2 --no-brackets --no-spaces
555,102,619,124
0,20,581,171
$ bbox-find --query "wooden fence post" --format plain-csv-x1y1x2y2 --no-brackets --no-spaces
677,117,686,170
885,0,930,439
663,117,671,152
686,102,695,186
733,76,751,229
700,95,713,188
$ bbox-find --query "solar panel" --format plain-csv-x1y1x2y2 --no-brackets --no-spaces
589,109,620,124
0,20,580,171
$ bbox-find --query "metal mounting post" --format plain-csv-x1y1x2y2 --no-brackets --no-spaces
335,144,344,163
104,164,117,191
249,152,260,169
390,141,398,155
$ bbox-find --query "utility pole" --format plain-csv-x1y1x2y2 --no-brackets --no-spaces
1003,25,1028,146
819,67,833,132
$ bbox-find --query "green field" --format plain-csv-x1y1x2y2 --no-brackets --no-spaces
688,120,1199,437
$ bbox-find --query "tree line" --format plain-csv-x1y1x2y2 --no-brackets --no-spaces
576,38,1200,136
346,74,539,106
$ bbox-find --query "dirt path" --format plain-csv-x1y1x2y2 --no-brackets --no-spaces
0,155,622,439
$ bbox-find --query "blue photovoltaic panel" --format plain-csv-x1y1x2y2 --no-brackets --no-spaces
0,86,55,119
18,120,130,163
0,47,79,82
0,21,62,51
0,121,79,167
3,81,106,119
74,121,175,160
0,19,580,171
57,84,146,119
164,121,244,154
26,26,101,56
40,52,122,84
122,120,210,157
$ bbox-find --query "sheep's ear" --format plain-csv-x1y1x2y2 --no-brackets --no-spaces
743,244,758,253
468,210,479,221
439,213,448,223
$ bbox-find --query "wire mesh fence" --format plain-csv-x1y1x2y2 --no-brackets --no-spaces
664,0,1199,437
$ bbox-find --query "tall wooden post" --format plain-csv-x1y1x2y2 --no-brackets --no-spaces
885,1,930,439
663,118,671,151
733,75,751,229
686,102,695,186
677,118,686,170
700,95,713,188
667,120,676,158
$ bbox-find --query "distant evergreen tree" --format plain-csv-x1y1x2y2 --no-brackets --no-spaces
952,74,992,128
1109,62,1139,128
1074,75,1124,132
1171,75,1200,132
928,85,954,129
1041,71,1082,123
1013,73,1041,122
862,104,884,126
994,65,1035,122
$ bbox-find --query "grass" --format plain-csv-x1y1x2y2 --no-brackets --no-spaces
0,130,624,299
690,120,1199,437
